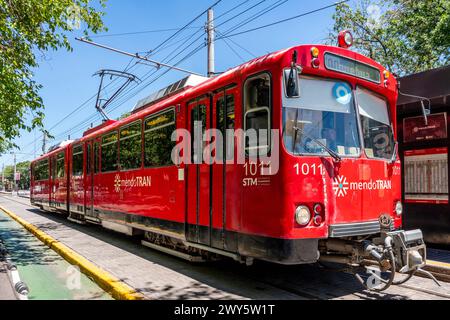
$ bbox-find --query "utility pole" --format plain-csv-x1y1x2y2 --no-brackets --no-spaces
206,8,215,77
12,153,17,193
42,131,47,155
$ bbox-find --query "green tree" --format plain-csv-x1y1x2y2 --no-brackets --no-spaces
1,160,30,190
16,160,31,189
328,0,450,76
117,111,131,120
0,0,107,153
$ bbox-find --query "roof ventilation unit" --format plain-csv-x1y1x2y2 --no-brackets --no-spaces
132,74,208,113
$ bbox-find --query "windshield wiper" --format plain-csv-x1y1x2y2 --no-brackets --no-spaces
293,126,342,162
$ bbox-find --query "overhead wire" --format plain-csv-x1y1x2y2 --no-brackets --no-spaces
217,0,349,39
102,0,277,114
219,0,288,36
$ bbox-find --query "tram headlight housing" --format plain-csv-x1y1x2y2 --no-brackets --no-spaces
395,201,403,216
338,30,353,48
295,206,311,226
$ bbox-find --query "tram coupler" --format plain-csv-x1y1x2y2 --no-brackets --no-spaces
383,229,426,273
320,230,426,270
319,215,432,290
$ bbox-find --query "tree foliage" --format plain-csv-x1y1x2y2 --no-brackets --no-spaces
328,0,450,76
0,0,107,154
1,160,30,189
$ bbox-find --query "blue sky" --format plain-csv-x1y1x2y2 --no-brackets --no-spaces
1,0,350,166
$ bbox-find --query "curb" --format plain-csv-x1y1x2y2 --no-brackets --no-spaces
0,205,144,300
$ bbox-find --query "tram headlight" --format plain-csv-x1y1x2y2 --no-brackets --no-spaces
337,30,353,48
395,201,403,216
295,206,311,226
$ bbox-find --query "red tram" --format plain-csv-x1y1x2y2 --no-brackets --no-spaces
31,31,428,290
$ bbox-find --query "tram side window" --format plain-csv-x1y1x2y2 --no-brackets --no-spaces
217,94,235,131
217,94,235,160
244,73,271,156
120,121,142,170
144,109,176,167
101,132,118,172
34,159,49,181
86,144,91,174
72,145,83,176
56,152,65,178
191,104,206,164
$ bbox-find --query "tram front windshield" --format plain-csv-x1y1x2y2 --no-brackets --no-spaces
282,76,361,157
282,76,395,159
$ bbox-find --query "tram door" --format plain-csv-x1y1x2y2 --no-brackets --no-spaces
186,97,211,245
211,87,236,250
84,140,96,219
50,155,57,209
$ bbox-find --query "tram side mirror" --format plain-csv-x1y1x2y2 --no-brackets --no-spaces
286,50,300,97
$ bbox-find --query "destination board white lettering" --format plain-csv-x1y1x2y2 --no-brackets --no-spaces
325,53,380,83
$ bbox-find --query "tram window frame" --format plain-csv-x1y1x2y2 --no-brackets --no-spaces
355,86,395,161
94,141,100,174
243,72,272,157
119,120,142,171
191,103,207,164
101,131,119,173
34,159,49,181
216,91,235,161
86,143,91,174
144,108,176,168
72,144,84,177
56,152,65,178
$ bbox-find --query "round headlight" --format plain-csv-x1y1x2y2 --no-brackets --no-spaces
295,206,311,226
337,30,353,48
395,201,403,216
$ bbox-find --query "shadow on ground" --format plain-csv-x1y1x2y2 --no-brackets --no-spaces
20,207,416,300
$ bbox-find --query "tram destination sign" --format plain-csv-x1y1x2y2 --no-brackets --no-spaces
324,53,381,83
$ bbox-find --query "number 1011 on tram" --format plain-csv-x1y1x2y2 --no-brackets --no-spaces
31,31,428,291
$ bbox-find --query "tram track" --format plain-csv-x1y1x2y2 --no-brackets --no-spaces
397,283,450,299
248,269,450,300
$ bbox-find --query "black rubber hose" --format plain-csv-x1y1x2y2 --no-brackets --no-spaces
357,249,396,292
392,270,415,285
